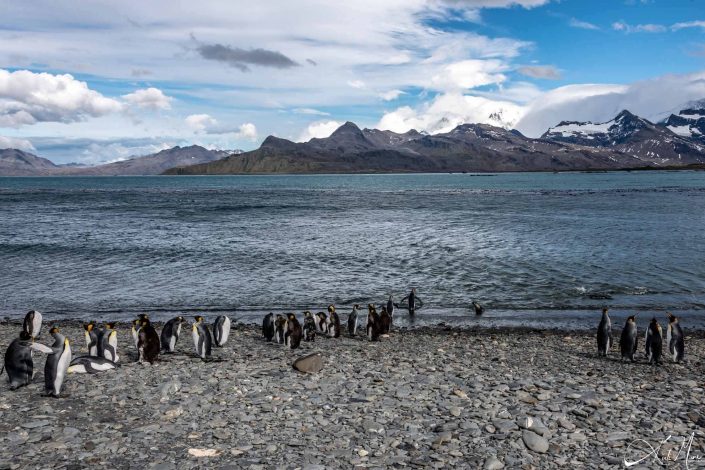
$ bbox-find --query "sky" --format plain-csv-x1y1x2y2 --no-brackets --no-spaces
1,0,705,164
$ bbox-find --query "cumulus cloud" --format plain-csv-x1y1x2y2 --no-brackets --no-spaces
122,87,173,110
0,69,122,127
196,43,299,72
517,65,561,80
569,18,599,30
297,120,343,142
431,59,507,91
612,21,666,33
235,123,258,140
378,89,406,101
185,113,218,133
185,114,258,140
0,136,36,152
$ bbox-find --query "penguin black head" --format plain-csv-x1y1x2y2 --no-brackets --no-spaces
602,307,609,314
353,304,360,309
138,313,149,320
666,312,677,323
381,306,387,313
177,316,185,323
140,318,151,327
132,319,140,328
105,322,116,329
288,313,297,322
194,315,204,323
19,331,31,341
50,325,60,335
626,314,637,323
328,305,335,313
304,311,311,318
83,322,94,332
26,310,35,320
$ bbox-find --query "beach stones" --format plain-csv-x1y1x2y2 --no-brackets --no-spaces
293,353,324,373
522,430,549,453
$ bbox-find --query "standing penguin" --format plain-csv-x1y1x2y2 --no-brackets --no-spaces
22,310,43,339
262,313,275,342
44,326,72,397
315,312,329,335
285,313,302,349
327,305,341,338
161,316,185,353
645,318,663,365
274,314,287,344
84,322,98,356
366,304,380,341
347,305,360,336
619,314,638,362
212,315,231,347
666,312,685,363
99,322,119,363
379,306,391,334
137,317,160,364
386,295,397,321
302,311,316,342
400,288,423,315
596,307,612,357
192,316,212,360
471,301,484,316
130,319,141,349
2,331,51,390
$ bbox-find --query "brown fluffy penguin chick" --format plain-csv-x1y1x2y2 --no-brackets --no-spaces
379,306,391,334
285,313,302,349
137,317,160,363
366,304,380,341
327,305,341,338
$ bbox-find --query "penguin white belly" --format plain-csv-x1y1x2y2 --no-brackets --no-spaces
67,364,87,374
109,332,119,363
220,317,231,345
32,313,42,337
169,335,177,352
192,328,200,356
53,344,72,395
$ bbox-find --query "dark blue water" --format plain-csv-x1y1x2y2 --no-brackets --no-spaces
1,172,704,330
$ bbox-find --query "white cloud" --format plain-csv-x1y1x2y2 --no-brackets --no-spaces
185,113,257,140
80,141,174,164
297,120,343,142
671,20,705,31
378,89,406,101
612,21,666,33
442,0,550,7
122,87,173,110
235,122,258,140
347,80,366,89
0,135,35,151
569,18,599,30
185,113,218,133
292,108,330,116
0,69,122,127
431,59,507,91
517,65,561,80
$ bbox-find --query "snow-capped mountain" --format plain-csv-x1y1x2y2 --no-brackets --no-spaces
661,100,705,144
541,110,705,165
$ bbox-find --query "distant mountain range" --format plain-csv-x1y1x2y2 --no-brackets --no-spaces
0,145,234,176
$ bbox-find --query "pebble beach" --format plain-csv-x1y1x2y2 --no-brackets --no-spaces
1,320,704,469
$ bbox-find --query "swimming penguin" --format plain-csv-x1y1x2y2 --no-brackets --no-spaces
619,314,638,362
22,310,43,339
471,301,484,316
379,306,391,335
302,311,316,342
315,312,329,335
366,304,380,341
192,316,212,360
84,321,98,356
161,316,185,353
2,331,51,390
666,312,685,363
596,307,612,357
327,305,341,338
67,356,118,374
212,315,231,347
262,313,275,342
44,326,72,397
137,317,160,364
347,305,360,336
645,318,663,365
274,314,287,344
285,313,302,349
99,322,119,363
400,288,423,315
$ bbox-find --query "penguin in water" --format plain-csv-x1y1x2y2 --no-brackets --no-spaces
400,288,423,315
192,316,212,360
327,305,341,338
379,306,391,335
22,310,43,339
44,326,72,397
262,313,275,342
471,301,484,316
2,331,51,390
137,316,160,364
161,316,185,353
645,318,663,365
67,356,118,374
347,305,360,336
315,312,329,335
302,311,316,342
619,314,638,362
666,312,685,363
285,313,302,349
99,322,119,363
596,307,612,357
213,315,231,347
84,321,98,356
366,304,380,341
274,314,287,344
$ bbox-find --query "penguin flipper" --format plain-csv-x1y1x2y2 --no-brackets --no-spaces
30,343,53,354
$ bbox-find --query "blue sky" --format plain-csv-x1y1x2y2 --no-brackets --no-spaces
0,0,704,163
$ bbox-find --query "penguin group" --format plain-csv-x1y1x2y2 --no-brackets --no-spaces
596,308,686,365
2,310,233,397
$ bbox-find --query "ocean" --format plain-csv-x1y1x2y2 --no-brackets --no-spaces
1,172,704,330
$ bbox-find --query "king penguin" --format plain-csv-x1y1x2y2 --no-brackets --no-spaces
192,315,212,360
401,288,423,315
327,305,340,338
99,322,119,363
161,316,185,353
22,310,43,339
645,318,663,365
44,326,72,397
137,316,160,363
302,311,316,342
262,313,275,342
274,314,287,344
366,304,380,341
386,295,397,322
212,315,231,347
666,312,685,363
596,307,612,357
471,301,484,316
315,311,329,335
68,356,118,374
84,321,98,356
619,314,638,362
2,331,51,390
131,319,141,349
347,305,360,336
285,313,302,349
